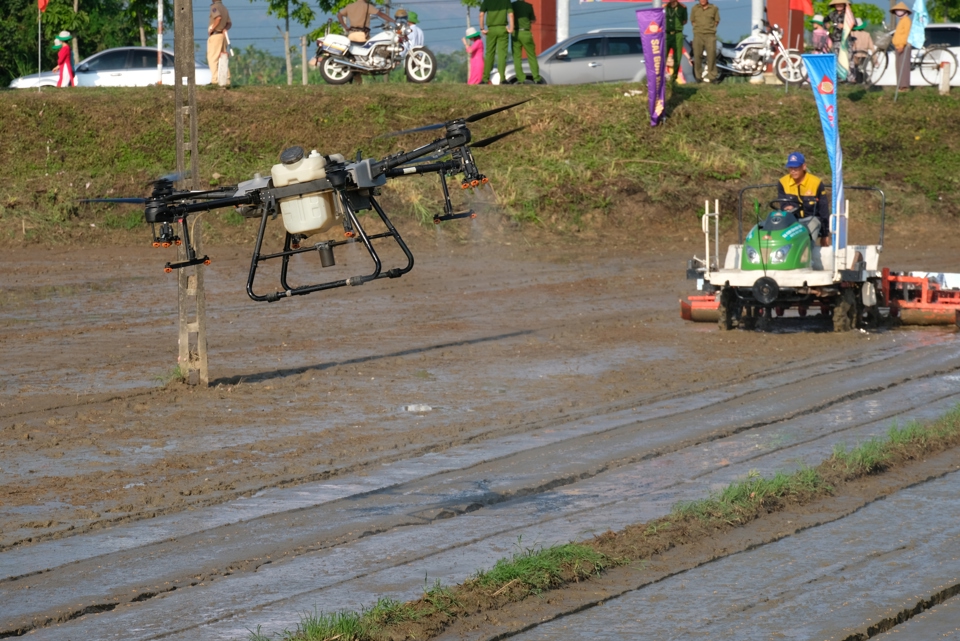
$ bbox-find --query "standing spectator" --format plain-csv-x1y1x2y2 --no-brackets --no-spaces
811,15,831,53
52,31,76,87
665,0,688,83
850,18,875,82
511,0,541,84
826,0,849,53
480,0,514,84
891,1,912,91
406,11,425,49
463,27,484,85
208,0,232,87
690,0,720,83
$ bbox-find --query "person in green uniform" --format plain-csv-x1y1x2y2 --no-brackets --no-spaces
511,0,541,84
480,0,514,84
664,0,687,82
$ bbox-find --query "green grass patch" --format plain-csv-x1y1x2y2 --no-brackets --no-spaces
474,540,610,594
2,83,957,247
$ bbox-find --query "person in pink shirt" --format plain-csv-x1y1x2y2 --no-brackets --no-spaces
463,27,484,85
52,31,76,87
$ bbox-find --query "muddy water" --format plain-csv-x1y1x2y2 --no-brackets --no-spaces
510,471,960,641
15,373,960,640
3,242,960,640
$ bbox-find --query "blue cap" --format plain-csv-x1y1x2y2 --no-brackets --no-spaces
786,152,805,168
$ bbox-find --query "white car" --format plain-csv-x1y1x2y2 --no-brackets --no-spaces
491,28,693,85
9,46,212,88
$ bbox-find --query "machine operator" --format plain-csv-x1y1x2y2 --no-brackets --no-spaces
778,152,830,247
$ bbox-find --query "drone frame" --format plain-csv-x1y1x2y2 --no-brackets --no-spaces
85,100,528,303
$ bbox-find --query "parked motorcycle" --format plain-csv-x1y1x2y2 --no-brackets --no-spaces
315,21,437,84
706,20,807,85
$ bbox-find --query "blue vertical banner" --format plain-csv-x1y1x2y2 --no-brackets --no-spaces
636,8,666,127
909,0,930,50
802,53,846,250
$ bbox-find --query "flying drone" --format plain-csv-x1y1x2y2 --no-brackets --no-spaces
83,100,528,303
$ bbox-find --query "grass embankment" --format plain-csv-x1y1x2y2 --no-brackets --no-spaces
251,405,960,641
1,82,958,247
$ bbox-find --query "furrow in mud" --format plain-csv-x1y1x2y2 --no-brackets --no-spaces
5,371,960,638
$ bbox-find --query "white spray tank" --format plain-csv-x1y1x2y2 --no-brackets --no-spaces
271,146,337,237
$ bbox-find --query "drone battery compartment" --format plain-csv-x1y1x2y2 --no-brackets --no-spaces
272,150,337,236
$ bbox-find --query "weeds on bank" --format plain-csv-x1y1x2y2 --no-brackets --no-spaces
253,404,960,641
154,365,185,387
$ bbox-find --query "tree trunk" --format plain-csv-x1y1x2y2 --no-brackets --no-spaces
139,12,146,47
72,0,80,64
284,7,292,85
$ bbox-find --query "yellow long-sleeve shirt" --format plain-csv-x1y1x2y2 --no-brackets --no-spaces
892,15,912,51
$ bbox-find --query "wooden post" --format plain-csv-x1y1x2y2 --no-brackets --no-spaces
174,0,209,386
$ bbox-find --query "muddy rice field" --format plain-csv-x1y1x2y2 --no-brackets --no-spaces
2,221,960,640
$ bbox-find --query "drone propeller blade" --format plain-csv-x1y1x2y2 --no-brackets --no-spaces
79,197,149,205
470,126,527,149
150,171,191,185
378,122,447,139
379,100,530,139
464,99,530,123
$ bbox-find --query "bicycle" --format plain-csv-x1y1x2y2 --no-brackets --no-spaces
856,33,958,87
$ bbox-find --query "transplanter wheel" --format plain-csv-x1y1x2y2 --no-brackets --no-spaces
832,288,857,332
718,287,736,331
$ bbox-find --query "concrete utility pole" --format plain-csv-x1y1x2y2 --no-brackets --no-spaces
752,0,764,36
557,0,568,42
301,35,308,85
174,0,209,386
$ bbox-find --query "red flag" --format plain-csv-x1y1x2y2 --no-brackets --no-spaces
38,0,48,12
789,0,815,16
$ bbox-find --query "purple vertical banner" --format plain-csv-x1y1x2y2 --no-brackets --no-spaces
636,8,666,127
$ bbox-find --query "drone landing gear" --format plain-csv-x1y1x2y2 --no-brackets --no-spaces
156,218,210,273
246,193,414,303
432,166,476,224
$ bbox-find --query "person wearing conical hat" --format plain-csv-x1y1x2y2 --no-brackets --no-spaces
51,31,76,87
826,0,850,53
891,1,912,91
463,27,484,85
811,14,830,53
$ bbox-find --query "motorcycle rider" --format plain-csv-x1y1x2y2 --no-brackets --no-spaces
778,152,830,247
338,0,394,44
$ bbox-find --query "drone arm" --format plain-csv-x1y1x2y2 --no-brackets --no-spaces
374,131,470,177
384,159,461,178
177,193,259,215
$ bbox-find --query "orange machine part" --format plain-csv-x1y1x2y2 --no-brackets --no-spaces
883,268,960,325
680,295,720,322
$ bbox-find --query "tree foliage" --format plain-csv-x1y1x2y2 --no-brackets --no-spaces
929,0,960,22
0,0,171,85
806,2,887,33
